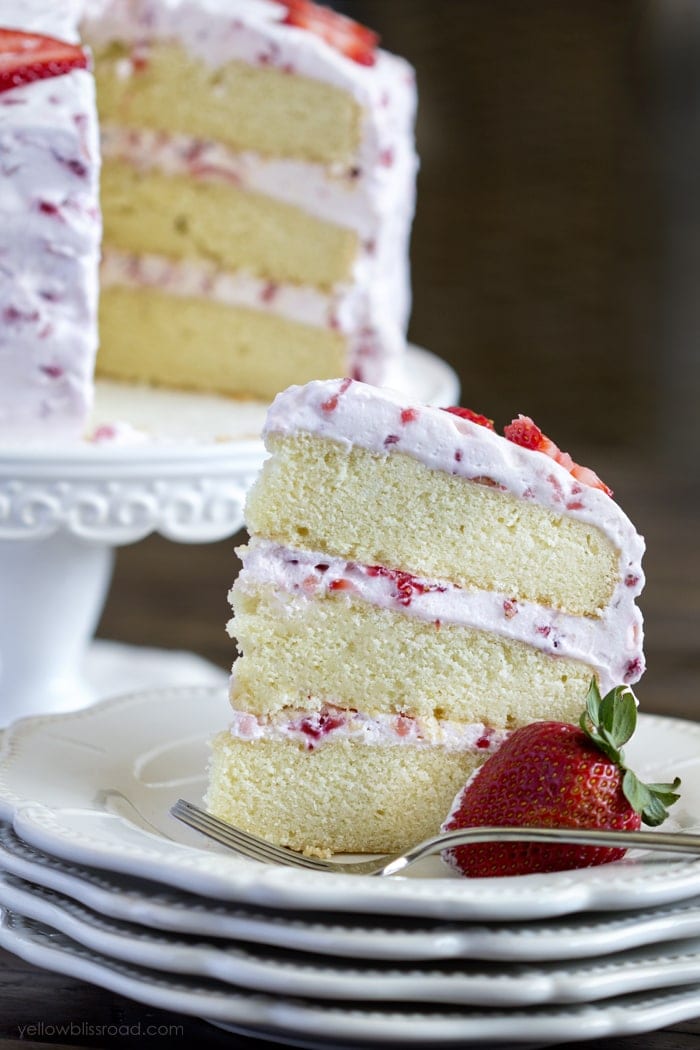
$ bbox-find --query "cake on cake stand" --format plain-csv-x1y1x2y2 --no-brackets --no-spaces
0,347,459,726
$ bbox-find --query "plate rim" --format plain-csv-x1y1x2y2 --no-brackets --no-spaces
6,822,700,964
3,869,700,1008
3,820,700,962
2,905,700,1046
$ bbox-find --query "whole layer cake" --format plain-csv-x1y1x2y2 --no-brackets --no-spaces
81,0,418,402
0,10,101,441
206,378,646,855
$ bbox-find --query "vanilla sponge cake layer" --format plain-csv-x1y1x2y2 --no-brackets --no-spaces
230,581,594,724
246,432,620,617
98,288,346,399
101,162,357,288
93,42,362,165
206,732,487,855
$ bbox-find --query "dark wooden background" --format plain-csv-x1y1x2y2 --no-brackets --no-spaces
4,2,699,1048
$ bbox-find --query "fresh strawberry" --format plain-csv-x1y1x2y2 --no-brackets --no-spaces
442,406,495,430
503,414,544,450
570,461,611,494
277,0,379,66
442,680,680,878
0,29,89,94
504,414,613,496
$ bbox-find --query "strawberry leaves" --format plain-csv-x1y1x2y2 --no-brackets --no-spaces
581,679,681,827
580,679,636,760
622,771,682,827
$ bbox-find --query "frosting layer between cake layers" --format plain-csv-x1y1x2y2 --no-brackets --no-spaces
234,537,643,697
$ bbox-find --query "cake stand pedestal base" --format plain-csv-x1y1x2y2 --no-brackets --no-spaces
0,534,115,723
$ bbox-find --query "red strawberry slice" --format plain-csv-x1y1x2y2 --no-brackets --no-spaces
277,0,379,67
442,406,495,430
442,680,681,878
503,414,545,450
570,461,612,495
0,29,89,94
505,413,613,496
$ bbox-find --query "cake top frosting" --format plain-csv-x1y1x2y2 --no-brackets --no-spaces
0,1,83,42
263,378,646,580
80,0,416,106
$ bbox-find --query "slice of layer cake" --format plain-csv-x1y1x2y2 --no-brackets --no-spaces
206,379,646,855
81,0,418,401
0,17,101,441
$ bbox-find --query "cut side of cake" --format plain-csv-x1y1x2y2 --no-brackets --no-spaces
81,0,418,401
0,16,101,441
206,379,646,855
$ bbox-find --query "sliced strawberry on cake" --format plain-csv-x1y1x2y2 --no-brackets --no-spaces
278,0,379,66
0,29,89,93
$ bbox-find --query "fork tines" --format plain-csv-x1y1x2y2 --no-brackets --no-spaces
170,798,336,871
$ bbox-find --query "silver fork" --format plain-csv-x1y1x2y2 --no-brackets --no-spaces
170,799,700,877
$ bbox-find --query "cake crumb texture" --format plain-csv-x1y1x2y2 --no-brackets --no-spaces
206,731,488,855
98,288,346,399
229,582,593,724
246,432,620,616
94,42,362,165
100,160,357,289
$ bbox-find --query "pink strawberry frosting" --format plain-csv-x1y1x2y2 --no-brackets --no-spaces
235,537,645,693
227,703,509,753
0,7,101,442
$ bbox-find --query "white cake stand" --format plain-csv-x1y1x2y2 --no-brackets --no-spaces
0,347,459,726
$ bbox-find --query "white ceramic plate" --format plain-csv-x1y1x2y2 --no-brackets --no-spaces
2,906,700,1048
3,821,700,963
1,686,699,921
3,870,700,1008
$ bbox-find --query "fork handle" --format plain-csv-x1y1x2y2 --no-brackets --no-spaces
381,826,700,876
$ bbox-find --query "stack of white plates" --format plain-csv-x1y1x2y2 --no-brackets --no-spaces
1,685,700,1048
